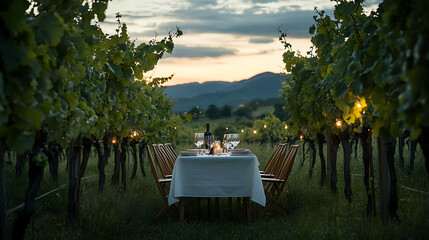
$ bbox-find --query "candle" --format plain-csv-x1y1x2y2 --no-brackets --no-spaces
214,148,222,155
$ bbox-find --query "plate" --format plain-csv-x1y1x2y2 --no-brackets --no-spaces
180,151,198,156
230,149,251,155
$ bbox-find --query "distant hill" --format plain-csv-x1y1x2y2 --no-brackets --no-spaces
165,72,287,112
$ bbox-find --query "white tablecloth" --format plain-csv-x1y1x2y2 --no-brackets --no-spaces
168,154,266,207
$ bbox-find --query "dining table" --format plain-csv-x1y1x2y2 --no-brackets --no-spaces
168,151,266,221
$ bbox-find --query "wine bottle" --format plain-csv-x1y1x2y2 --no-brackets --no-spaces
203,123,212,151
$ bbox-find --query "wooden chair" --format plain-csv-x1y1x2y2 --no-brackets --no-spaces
146,145,177,217
164,143,177,159
163,143,177,168
260,143,288,178
152,144,173,178
260,144,299,216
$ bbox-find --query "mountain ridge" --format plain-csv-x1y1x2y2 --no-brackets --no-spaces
165,72,287,112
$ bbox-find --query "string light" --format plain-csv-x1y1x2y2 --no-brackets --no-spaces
174,127,177,129
133,131,138,137
263,124,267,128
284,124,288,129
299,135,304,140
112,139,117,144
241,129,244,133
357,103,362,108
253,130,257,134
336,120,342,127
226,127,229,130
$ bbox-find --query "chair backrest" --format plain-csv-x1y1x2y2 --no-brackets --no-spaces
165,143,177,159
264,143,287,176
277,144,299,187
152,144,172,177
146,145,169,201
163,143,177,166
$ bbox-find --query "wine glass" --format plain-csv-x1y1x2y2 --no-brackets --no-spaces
204,135,214,153
223,134,231,152
230,133,240,149
194,133,204,148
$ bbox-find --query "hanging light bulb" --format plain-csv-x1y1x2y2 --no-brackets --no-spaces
336,119,342,127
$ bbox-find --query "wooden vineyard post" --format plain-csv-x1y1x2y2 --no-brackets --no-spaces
377,136,388,219
377,135,398,221
327,133,332,187
368,131,376,216
68,136,82,221
0,139,5,240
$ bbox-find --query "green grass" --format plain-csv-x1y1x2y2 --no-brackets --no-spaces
4,140,429,239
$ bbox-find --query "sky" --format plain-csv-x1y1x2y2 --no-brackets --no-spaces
99,0,381,86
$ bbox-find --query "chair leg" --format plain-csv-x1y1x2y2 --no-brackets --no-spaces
157,202,168,218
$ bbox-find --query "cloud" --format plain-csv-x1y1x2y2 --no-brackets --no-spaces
111,1,333,39
249,37,275,44
164,45,238,58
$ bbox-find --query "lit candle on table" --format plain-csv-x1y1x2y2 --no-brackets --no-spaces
214,141,222,155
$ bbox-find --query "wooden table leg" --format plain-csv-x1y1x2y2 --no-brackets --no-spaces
197,198,201,220
207,198,211,219
179,198,185,222
228,198,233,220
244,197,250,222
236,197,241,221
215,197,220,220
